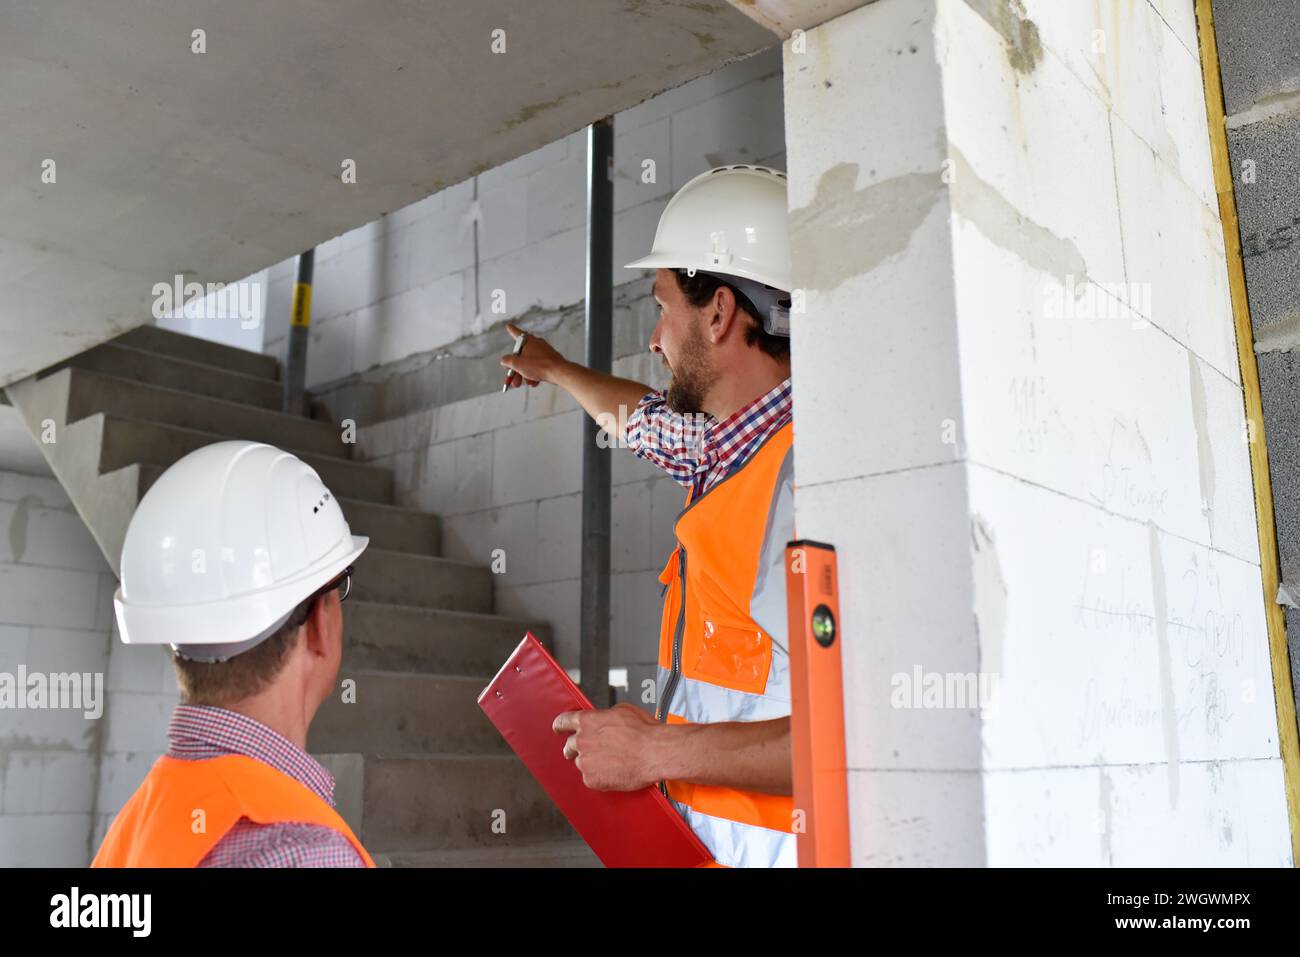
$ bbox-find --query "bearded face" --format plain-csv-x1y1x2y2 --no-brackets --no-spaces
663,316,713,416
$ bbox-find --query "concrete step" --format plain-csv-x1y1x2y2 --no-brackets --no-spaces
115,325,280,382
341,601,547,677
135,472,438,556
317,752,578,852
337,498,440,557
99,414,395,503
45,343,281,409
348,548,491,612
62,368,347,459
376,842,601,868
308,670,506,755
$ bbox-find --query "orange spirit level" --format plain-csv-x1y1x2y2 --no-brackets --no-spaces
785,539,850,867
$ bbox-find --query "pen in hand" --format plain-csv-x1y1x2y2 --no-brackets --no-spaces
502,330,529,393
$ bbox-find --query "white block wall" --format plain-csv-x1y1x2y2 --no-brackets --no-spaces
785,0,1290,865
255,48,787,683
90,626,180,854
0,469,180,865
0,471,115,866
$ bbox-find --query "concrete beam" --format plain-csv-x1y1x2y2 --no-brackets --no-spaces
725,0,876,36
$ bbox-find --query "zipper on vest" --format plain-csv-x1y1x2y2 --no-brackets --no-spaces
657,546,687,798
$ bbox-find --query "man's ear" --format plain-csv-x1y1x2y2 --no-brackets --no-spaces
301,594,333,658
709,285,739,342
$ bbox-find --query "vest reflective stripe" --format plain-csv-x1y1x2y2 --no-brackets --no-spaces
670,801,798,869
92,753,375,868
748,442,796,650
657,667,790,723
656,421,796,867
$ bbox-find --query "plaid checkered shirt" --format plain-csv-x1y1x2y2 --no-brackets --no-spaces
624,377,793,497
167,704,365,868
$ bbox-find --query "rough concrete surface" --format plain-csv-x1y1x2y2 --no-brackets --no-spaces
1226,114,1300,337
1212,0,1300,118
1257,351,1300,581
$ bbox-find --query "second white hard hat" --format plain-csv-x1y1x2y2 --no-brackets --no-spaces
624,164,792,334
114,441,368,657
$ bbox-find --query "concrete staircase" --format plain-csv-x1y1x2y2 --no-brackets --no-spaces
3,325,598,868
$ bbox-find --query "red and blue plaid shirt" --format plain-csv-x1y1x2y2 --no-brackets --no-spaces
167,704,365,868
624,377,793,498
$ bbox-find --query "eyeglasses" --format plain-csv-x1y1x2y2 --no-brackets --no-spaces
329,565,354,604
290,565,354,627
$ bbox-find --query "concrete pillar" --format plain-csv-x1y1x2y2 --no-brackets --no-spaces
784,0,1292,865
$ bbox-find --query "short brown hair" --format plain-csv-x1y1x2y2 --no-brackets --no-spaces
672,270,790,362
172,601,311,706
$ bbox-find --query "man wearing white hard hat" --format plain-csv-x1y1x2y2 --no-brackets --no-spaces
93,441,374,867
500,166,797,867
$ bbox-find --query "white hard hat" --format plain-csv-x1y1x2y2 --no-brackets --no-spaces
624,164,792,335
114,441,368,658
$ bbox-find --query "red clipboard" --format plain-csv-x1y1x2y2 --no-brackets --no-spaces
477,633,713,868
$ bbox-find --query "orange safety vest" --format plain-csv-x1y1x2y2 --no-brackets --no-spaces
656,420,796,867
91,753,375,868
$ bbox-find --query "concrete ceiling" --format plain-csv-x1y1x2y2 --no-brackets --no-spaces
0,0,776,389
726,0,874,35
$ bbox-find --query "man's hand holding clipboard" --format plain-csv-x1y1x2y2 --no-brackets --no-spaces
552,703,662,792
478,633,713,868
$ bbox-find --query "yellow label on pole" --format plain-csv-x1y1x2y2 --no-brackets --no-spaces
290,283,313,328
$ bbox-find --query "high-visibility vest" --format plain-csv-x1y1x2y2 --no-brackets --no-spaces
656,420,796,868
91,753,375,868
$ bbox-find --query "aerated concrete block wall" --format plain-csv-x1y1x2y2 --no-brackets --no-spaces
1213,0,1300,717
0,471,116,866
257,48,787,688
88,630,180,854
0,469,180,865
785,0,1290,865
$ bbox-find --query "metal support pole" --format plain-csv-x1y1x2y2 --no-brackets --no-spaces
283,248,314,416
579,117,614,707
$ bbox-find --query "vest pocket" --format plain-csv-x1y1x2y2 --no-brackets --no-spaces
691,611,772,695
